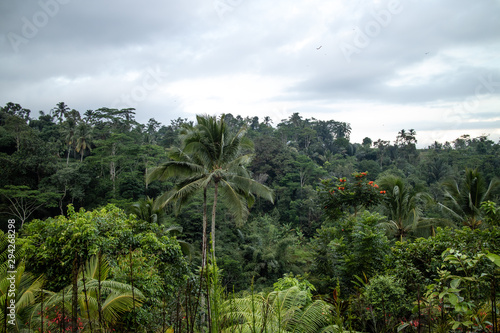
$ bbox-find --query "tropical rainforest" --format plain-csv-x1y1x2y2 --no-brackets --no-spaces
1,101,499,332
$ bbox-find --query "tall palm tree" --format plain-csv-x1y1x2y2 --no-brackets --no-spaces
148,145,211,265
61,118,77,165
74,123,93,162
186,115,274,256
439,168,500,229
52,102,69,124
148,114,274,264
378,175,431,241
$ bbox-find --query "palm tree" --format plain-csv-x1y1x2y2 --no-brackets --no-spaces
127,196,166,225
396,129,407,146
378,175,432,241
52,102,69,124
0,261,45,331
127,197,192,257
61,118,77,165
74,123,92,162
187,115,274,256
148,145,210,265
148,114,274,264
439,168,500,229
41,255,144,331
220,286,345,332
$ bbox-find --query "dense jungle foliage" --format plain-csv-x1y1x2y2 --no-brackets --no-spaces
1,102,499,332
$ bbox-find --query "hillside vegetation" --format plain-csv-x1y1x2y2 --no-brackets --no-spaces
1,102,499,332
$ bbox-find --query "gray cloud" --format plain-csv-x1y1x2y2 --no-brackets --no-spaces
0,0,499,144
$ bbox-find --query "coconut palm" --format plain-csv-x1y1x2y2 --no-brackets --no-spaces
74,122,93,162
61,118,77,165
378,175,432,241
147,145,211,265
148,114,274,264
439,168,500,229
185,115,274,255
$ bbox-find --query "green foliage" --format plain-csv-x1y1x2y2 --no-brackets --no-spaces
364,275,408,320
440,168,500,229
39,254,145,331
4,103,500,331
319,171,384,219
221,285,344,333
481,200,500,226
273,273,316,299
423,248,498,332
388,226,500,301
0,261,45,331
0,185,58,228
221,214,305,289
22,204,188,292
311,211,391,295
377,175,433,241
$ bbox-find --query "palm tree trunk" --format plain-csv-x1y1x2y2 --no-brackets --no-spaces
72,252,78,333
67,146,71,165
202,187,208,268
98,252,103,330
211,182,219,256
82,265,93,333
129,248,136,332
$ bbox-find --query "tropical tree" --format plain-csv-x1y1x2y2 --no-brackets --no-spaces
148,114,274,264
0,185,57,228
220,283,353,332
0,261,45,331
127,197,192,257
74,122,93,162
61,115,77,165
439,168,500,229
39,255,144,332
127,196,166,225
378,175,432,241
319,171,383,219
51,102,69,124
147,144,210,265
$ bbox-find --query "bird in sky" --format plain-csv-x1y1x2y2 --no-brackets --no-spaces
316,46,322,50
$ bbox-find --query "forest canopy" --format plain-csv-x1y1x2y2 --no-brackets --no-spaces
1,102,499,332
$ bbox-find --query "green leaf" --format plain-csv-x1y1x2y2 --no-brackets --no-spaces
450,278,461,289
486,252,500,267
448,293,458,305
397,323,410,332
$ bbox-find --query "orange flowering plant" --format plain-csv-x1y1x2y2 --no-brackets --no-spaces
319,171,385,219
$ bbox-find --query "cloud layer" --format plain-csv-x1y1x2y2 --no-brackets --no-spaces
1,0,499,146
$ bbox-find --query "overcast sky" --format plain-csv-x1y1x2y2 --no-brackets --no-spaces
1,0,499,147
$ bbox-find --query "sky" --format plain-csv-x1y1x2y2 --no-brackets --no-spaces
1,0,499,147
